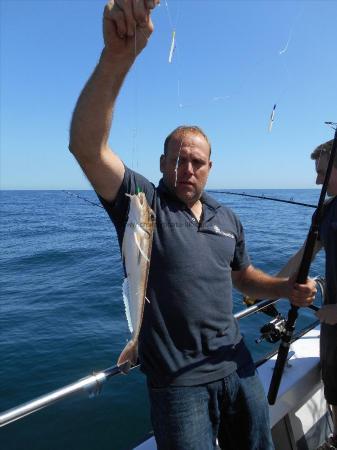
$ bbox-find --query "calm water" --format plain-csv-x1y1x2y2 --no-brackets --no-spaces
0,189,325,450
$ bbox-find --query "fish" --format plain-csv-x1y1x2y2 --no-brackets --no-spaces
117,192,155,373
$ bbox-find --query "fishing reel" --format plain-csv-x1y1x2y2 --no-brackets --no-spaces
255,314,286,344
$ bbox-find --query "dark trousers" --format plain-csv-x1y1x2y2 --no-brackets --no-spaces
148,368,274,450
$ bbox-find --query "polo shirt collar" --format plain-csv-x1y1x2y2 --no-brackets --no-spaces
201,191,222,211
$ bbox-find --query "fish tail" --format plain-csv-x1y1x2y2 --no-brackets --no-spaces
117,340,138,373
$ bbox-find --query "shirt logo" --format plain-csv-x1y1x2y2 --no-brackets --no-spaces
213,225,235,239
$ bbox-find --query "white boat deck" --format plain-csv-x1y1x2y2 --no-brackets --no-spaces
258,325,322,428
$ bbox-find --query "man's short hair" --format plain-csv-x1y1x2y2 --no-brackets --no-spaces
164,125,212,158
311,139,337,168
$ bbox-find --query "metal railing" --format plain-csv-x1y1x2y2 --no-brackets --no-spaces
0,278,324,428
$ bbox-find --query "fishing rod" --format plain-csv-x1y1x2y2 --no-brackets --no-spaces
268,123,337,405
1,289,324,429
208,190,316,209
63,190,104,209
64,187,317,211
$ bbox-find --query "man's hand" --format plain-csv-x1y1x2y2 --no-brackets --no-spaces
315,304,337,325
287,276,317,307
103,0,158,60
243,295,262,307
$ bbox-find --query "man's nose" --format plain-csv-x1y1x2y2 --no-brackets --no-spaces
183,161,193,174
316,174,323,185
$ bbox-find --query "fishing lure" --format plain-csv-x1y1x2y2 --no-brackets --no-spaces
168,30,176,63
268,104,277,132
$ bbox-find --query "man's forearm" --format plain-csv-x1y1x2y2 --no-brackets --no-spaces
234,265,317,307
69,49,135,161
235,266,289,300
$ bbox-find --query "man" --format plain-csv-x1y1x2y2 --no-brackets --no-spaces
315,140,337,450
69,2,316,449
276,139,337,450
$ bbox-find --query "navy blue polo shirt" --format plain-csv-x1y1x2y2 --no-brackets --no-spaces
99,166,253,387
319,197,337,305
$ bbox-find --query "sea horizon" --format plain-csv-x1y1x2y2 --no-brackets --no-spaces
0,187,321,191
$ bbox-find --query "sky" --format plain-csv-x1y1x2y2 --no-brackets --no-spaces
1,0,337,190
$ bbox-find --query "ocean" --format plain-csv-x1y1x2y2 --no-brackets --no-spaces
0,189,325,450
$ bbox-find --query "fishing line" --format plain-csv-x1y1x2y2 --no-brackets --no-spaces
161,0,187,185
163,2,245,111
166,1,233,110
163,0,217,113
163,2,304,136
268,3,304,132
278,29,293,56
135,2,185,183
166,11,277,113
132,23,139,170
130,22,157,171
163,0,174,31
278,2,303,57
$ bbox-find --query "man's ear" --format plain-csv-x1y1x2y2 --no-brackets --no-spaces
160,154,165,173
209,160,212,170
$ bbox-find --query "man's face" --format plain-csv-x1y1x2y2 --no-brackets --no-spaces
160,132,212,207
315,153,337,196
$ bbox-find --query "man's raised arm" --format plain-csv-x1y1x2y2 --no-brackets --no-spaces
69,0,157,202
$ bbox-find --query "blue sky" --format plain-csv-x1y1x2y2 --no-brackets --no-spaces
1,0,336,190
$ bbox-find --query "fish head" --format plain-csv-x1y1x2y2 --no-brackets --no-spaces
127,192,148,216
126,193,155,231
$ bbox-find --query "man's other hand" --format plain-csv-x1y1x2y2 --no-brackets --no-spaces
316,304,337,325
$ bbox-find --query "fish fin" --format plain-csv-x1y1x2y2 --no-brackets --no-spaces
135,223,150,237
117,340,138,373
145,296,150,304
122,278,133,333
134,233,150,263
